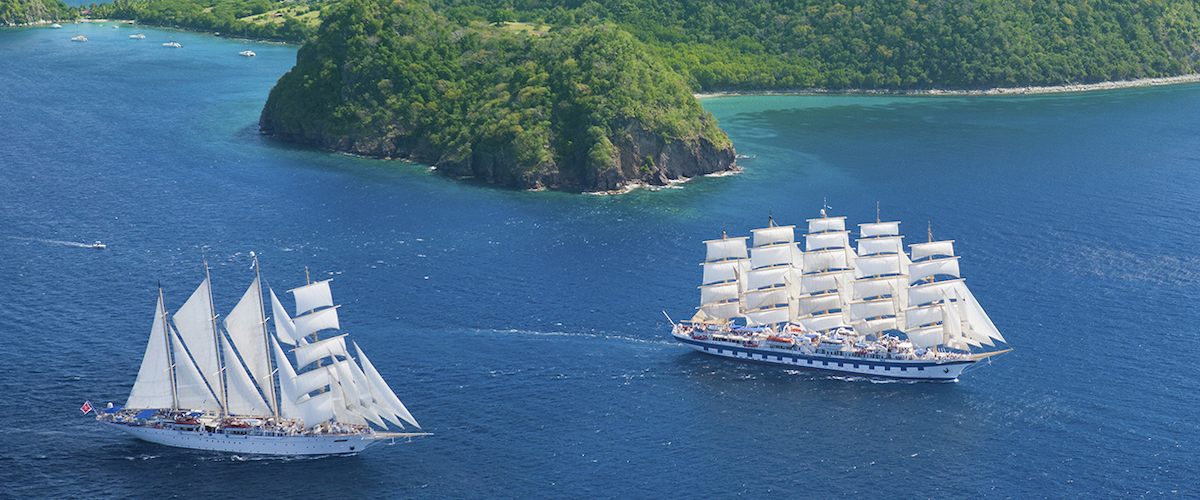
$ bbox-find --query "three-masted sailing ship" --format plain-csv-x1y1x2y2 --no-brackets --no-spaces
94,258,427,454
670,207,1011,381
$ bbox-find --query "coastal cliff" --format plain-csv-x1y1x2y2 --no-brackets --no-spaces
258,0,735,191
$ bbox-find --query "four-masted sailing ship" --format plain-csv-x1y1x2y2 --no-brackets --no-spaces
95,258,427,455
670,207,1012,381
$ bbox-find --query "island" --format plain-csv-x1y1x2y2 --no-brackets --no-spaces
259,0,735,192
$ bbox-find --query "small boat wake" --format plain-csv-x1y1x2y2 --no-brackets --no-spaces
9,236,106,249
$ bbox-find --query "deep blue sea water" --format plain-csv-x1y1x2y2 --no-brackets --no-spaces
2,22,1199,498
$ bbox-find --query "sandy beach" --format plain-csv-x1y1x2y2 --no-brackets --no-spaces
695,73,1200,98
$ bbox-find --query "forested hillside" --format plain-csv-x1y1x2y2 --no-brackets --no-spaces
431,0,1200,90
0,0,76,25
85,0,318,40
258,0,735,191
75,0,1200,90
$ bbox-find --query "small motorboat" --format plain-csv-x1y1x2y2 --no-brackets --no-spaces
239,49,256,57
71,35,87,42
91,241,106,249
130,33,145,39
163,41,181,48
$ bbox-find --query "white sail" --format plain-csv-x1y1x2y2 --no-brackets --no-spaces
223,276,271,401
371,401,405,428
803,249,850,272
857,235,904,256
352,400,387,428
906,325,944,349
859,221,899,238
905,303,944,329
291,279,335,316
745,287,790,311
911,240,955,261
701,260,743,286
855,254,903,278
798,291,841,316
294,334,349,369
751,225,795,247
700,282,739,305
271,337,301,420
220,336,271,415
296,391,335,430
854,316,899,335
346,357,375,407
294,306,341,339
172,278,221,397
807,216,845,233
170,328,220,411
908,278,968,307
127,293,174,410
800,272,841,295
797,311,846,332
960,286,1006,343
908,256,961,284
744,306,791,326
355,342,420,428
332,360,363,409
849,297,895,320
269,288,302,345
852,275,901,300
750,244,796,270
705,236,749,262
293,363,340,396
942,297,982,349
746,266,791,291
331,383,368,427
335,361,388,428
805,231,850,252
700,301,741,320
906,288,997,350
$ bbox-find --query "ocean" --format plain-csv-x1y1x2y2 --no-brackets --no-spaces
1,22,1198,498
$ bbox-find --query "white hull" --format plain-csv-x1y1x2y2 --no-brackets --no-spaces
107,422,384,455
672,330,972,381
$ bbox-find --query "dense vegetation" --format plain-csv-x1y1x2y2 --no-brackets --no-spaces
0,0,77,25
85,0,319,40
67,0,1200,90
260,0,732,190
430,0,1200,91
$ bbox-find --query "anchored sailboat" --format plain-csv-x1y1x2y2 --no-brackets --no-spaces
96,258,427,454
672,206,1011,381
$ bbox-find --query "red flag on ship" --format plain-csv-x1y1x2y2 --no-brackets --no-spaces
80,401,92,414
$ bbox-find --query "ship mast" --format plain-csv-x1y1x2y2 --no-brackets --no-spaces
160,285,179,410
203,255,229,417
305,267,316,343
253,253,279,418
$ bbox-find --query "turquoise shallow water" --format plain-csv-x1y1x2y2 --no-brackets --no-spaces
2,22,1199,498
